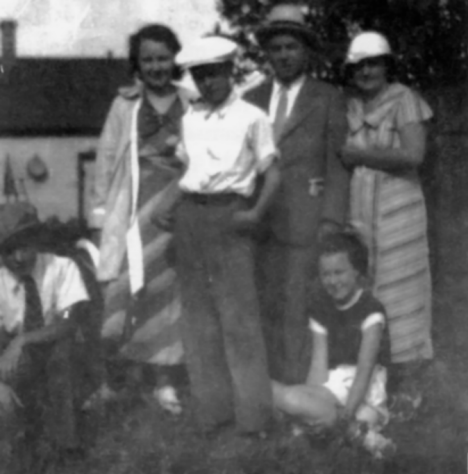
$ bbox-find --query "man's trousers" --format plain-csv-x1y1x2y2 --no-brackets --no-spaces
174,194,272,433
256,235,315,385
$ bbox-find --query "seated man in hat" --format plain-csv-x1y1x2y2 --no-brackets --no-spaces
0,202,90,466
173,36,280,435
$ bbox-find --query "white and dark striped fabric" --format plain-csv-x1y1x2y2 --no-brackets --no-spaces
346,83,433,363
103,95,184,365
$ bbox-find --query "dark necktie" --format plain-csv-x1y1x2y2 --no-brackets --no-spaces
273,86,289,141
22,275,44,332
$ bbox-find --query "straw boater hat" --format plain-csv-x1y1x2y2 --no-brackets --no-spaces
255,4,315,48
176,36,238,69
0,202,42,252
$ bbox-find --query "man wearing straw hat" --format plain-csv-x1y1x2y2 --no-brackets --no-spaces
244,4,350,385
0,202,89,467
175,36,280,435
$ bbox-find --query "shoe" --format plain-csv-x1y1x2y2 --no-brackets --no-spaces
153,386,182,415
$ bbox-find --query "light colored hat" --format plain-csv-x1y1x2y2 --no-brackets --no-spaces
176,36,238,69
345,32,392,64
256,4,315,48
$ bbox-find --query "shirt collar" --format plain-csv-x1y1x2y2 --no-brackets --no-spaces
348,83,407,131
273,74,306,96
5,252,45,292
194,89,238,120
335,288,364,311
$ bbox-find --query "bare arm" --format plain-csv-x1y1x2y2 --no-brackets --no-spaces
232,160,281,228
343,323,383,418
21,315,76,346
306,330,328,386
251,160,281,219
341,121,427,172
151,179,184,231
0,311,76,381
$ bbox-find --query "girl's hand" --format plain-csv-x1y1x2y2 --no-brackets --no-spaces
335,409,366,444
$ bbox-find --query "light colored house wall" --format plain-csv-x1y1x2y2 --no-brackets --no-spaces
0,136,97,221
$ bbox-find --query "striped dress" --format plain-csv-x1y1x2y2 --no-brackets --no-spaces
346,83,433,363
104,93,184,365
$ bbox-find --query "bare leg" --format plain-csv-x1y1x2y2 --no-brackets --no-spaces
271,380,338,427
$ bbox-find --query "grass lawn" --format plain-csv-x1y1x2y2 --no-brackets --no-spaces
3,212,468,474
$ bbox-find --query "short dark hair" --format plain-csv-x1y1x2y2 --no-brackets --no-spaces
318,231,369,276
128,24,182,79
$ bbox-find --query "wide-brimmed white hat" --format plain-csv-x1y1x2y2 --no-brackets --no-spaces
176,36,238,69
345,32,392,64
256,4,315,48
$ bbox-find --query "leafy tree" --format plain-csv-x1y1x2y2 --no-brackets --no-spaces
217,0,468,88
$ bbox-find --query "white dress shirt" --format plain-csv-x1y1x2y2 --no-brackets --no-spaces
0,253,89,333
178,92,277,196
268,75,306,122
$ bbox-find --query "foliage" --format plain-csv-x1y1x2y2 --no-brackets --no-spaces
216,0,468,89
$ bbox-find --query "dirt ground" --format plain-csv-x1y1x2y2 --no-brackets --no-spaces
3,205,468,474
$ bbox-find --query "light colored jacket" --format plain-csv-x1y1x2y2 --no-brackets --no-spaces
90,82,194,290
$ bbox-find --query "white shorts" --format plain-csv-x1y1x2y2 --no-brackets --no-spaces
323,364,388,423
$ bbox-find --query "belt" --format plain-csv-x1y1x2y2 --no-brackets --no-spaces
183,192,245,206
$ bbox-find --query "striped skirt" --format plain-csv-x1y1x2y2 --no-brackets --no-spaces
102,160,183,365
350,167,433,363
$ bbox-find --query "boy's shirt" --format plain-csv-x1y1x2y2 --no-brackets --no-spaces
309,288,391,369
178,92,277,197
0,253,89,334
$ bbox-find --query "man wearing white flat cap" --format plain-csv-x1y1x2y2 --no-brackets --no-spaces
174,36,280,435
244,4,350,385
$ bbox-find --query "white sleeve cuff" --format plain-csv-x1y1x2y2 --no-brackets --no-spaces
309,318,328,335
361,312,385,331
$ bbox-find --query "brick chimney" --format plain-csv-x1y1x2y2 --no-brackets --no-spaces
0,20,17,60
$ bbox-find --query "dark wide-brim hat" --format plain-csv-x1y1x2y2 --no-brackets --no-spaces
255,4,315,48
0,202,42,252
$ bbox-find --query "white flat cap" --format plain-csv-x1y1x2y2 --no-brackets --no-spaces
176,36,238,69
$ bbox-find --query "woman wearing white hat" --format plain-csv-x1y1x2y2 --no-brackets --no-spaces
340,32,433,376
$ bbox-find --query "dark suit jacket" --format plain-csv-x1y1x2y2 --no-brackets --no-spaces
244,76,350,247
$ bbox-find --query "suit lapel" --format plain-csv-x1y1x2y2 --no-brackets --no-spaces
278,77,318,144
249,81,273,114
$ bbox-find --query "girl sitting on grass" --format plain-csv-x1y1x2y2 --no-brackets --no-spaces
272,231,394,457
